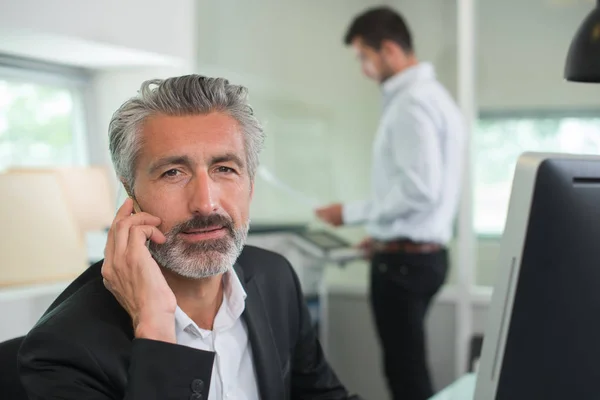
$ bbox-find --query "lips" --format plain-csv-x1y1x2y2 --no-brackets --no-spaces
179,226,228,242
182,226,223,234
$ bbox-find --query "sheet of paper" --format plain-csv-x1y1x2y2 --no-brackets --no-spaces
257,166,321,208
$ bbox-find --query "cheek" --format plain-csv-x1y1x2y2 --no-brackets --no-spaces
221,180,252,224
138,187,186,232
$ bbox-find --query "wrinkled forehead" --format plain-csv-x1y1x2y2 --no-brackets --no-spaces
137,113,246,167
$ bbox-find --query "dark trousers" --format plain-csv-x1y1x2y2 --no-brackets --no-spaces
370,249,448,400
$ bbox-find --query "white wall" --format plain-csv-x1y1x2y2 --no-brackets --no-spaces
382,0,599,111
0,0,196,64
477,0,599,110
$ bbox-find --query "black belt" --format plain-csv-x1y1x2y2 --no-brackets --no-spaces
372,239,442,254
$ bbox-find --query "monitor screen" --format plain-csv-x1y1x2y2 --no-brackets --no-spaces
475,152,600,399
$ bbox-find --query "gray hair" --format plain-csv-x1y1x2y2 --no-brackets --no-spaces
108,75,264,190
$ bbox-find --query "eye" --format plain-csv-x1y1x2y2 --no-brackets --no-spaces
216,166,235,174
162,169,181,178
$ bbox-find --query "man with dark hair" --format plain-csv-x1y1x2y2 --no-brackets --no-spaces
316,6,465,400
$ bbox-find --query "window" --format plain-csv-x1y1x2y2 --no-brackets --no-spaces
0,56,90,171
474,112,600,236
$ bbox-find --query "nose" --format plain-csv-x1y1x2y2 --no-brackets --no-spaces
189,171,218,215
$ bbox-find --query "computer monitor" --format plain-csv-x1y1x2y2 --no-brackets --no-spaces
475,152,600,399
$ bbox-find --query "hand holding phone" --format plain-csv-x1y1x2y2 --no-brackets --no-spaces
101,197,176,343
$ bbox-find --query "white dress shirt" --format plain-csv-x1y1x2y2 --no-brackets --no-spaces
343,62,465,245
174,268,260,400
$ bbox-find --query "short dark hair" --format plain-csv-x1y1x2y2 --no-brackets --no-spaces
344,6,413,53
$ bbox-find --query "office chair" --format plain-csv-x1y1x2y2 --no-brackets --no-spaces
0,336,27,400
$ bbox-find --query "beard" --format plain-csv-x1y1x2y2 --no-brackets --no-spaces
148,213,248,279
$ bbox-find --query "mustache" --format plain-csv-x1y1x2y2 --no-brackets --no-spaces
169,213,235,237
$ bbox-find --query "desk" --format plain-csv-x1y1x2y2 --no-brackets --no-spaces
429,373,476,400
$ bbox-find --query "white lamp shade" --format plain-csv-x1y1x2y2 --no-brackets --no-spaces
0,173,88,286
8,167,115,234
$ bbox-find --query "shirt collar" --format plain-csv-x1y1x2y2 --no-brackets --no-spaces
381,62,436,99
174,266,247,338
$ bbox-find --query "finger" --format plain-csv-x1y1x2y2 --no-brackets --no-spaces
104,223,115,261
109,199,135,259
114,216,133,262
129,225,166,247
114,213,162,259
126,212,162,227
125,225,166,272
105,201,134,260
114,212,161,251
115,199,162,227
115,198,135,221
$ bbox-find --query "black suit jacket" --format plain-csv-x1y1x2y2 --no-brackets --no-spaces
18,245,361,400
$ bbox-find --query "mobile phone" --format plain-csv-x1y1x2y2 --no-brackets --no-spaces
122,183,142,214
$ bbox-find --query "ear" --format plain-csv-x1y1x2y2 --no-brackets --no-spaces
380,39,402,57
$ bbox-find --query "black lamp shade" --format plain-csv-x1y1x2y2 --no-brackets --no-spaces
565,2,600,83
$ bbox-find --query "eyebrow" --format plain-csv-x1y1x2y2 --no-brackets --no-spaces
210,153,245,170
148,155,194,175
147,153,246,175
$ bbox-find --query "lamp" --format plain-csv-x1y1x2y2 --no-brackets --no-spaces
8,167,115,234
564,0,600,82
0,173,87,286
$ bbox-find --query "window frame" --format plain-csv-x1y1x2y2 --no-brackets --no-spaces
0,54,93,167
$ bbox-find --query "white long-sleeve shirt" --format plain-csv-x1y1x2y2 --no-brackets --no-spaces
343,63,465,245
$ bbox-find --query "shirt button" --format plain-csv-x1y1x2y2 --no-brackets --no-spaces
378,263,388,273
399,265,408,275
191,378,204,392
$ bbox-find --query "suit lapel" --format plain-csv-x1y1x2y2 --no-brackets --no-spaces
235,264,285,400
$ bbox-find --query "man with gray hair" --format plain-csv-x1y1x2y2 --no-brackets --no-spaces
18,75,361,400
